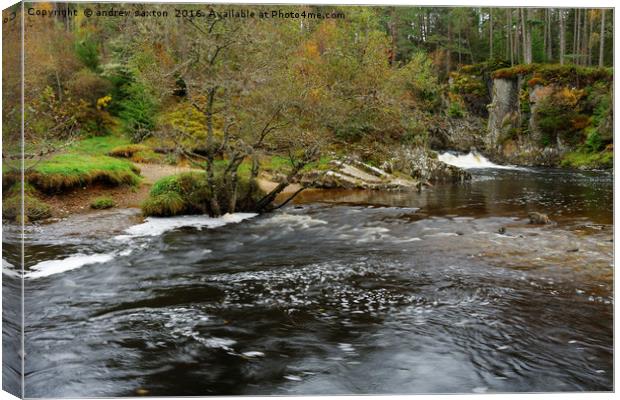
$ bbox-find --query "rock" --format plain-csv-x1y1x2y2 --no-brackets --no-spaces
428,116,486,152
567,248,579,253
382,146,471,184
498,227,506,234
487,78,520,152
297,158,418,191
528,212,550,225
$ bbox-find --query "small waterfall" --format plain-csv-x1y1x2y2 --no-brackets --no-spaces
437,151,522,170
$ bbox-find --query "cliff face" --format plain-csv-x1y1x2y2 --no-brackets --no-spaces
486,78,565,166
486,78,520,152
446,64,613,169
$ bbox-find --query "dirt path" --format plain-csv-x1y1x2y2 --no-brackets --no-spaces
42,163,200,218
136,163,199,184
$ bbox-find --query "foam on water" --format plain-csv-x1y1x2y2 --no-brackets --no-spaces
438,151,524,170
2,259,21,278
25,253,115,279
26,213,257,279
119,213,258,239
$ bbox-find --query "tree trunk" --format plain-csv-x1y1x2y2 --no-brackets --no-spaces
599,9,606,67
204,88,222,216
255,166,303,212
520,8,526,63
489,8,493,59
559,9,566,65
508,9,514,66
526,9,533,63
543,9,548,61
546,9,553,61
467,38,475,64
574,9,580,64
584,9,591,66
573,9,581,65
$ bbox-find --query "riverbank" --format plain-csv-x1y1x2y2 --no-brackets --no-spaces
31,163,308,220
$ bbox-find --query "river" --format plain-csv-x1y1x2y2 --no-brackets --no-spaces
2,157,613,396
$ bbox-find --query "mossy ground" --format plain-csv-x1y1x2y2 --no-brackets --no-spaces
3,135,144,194
26,153,141,193
560,150,613,169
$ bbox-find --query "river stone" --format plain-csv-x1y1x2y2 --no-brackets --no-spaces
528,212,551,225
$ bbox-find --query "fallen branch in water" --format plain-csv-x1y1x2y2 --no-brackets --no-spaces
274,187,306,210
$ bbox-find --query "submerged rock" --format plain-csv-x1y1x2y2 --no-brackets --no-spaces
528,212,551,225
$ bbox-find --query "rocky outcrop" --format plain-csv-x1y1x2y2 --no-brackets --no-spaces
485,78,565,166
297,159,418,191
428,116,486,152
381,147,471,183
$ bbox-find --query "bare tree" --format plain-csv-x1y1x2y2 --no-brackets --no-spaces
559,9,566,65
599,9,606,67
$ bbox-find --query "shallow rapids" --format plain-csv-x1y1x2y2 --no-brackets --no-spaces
2,166,613,396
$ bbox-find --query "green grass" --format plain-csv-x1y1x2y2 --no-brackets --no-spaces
4,135,144,193
560,151,613,169
90,196,116,209
108,144,164,164
27,154,141,192
68,135,132,155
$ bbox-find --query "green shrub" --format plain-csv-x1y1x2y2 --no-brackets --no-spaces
447,101,465,118
118,82,158,142
90,197,116,209
584,129,603,152
142,191,186,217
2,184,52,222
142,171,264,217
534,87,586,147
75,36,100,71
449,67,490,116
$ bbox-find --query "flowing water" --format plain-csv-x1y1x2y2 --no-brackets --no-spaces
2,157,614,396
